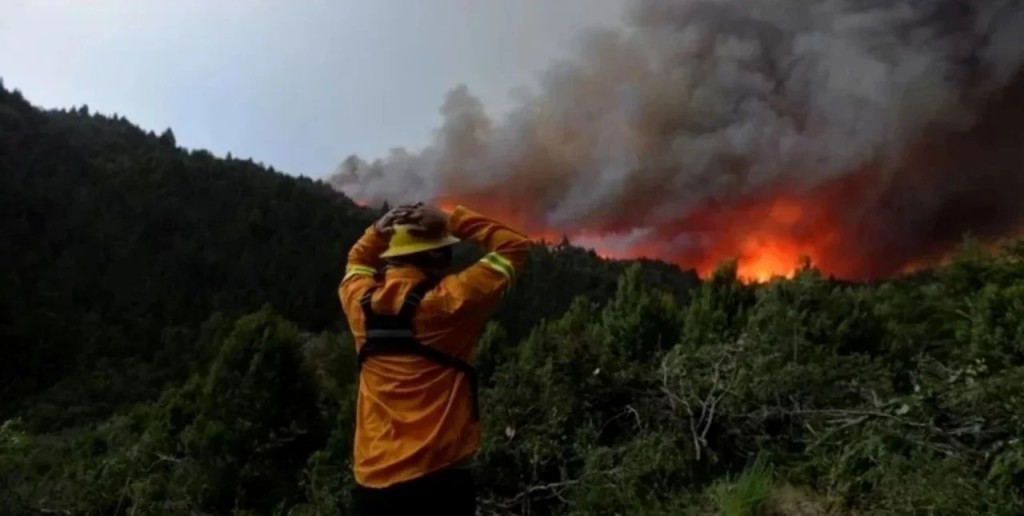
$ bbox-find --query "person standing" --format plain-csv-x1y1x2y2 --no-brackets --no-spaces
338,202,530,515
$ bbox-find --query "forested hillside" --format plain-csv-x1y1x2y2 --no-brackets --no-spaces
1,81,1022,515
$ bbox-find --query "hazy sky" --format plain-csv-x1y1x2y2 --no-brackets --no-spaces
0,0,627,177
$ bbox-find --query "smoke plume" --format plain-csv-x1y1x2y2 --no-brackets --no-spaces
329,0,1024,281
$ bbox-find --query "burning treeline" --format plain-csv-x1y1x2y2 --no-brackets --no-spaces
330,0,1024,282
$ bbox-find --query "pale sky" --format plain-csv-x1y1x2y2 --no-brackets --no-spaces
0,0,628,177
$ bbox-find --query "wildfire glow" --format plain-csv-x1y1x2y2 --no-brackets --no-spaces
362,181,1006,284
428,189,849,283
735,237,803,282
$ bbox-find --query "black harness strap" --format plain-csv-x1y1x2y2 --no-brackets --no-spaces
357,280,481,421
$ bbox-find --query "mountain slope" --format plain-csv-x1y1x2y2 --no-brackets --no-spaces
0,81,695,422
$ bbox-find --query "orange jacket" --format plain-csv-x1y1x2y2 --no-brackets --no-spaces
338,205,530,488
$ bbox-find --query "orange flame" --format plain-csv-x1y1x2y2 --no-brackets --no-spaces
434,193,837,282
685,196,838,282
429,171,886,283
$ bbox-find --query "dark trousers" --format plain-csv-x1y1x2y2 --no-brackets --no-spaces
351,466,476,516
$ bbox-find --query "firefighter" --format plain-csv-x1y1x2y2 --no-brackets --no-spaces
338,202,530,515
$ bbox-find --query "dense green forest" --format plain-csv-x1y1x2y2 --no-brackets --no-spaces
1,80,1022,515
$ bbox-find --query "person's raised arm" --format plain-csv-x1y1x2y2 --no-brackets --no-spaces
338,205,416,309
429,205,531,314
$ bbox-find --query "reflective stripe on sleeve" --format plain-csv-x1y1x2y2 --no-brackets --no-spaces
343,264,377,282
481,252,515,282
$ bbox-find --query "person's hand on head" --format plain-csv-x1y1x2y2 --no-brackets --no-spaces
403,204,450,237
374,203,420,236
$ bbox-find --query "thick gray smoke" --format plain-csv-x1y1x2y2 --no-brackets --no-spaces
329,0,1024,278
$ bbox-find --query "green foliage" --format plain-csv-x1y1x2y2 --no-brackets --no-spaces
3,82,1024,515
680,259,755,349
0,307,332,515
710,456,773,516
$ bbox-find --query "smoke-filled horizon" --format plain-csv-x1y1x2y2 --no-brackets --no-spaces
329,0,1024,281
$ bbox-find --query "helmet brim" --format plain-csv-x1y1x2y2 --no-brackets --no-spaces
380,234,460,259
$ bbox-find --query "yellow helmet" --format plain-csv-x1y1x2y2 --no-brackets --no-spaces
380,224,460,259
